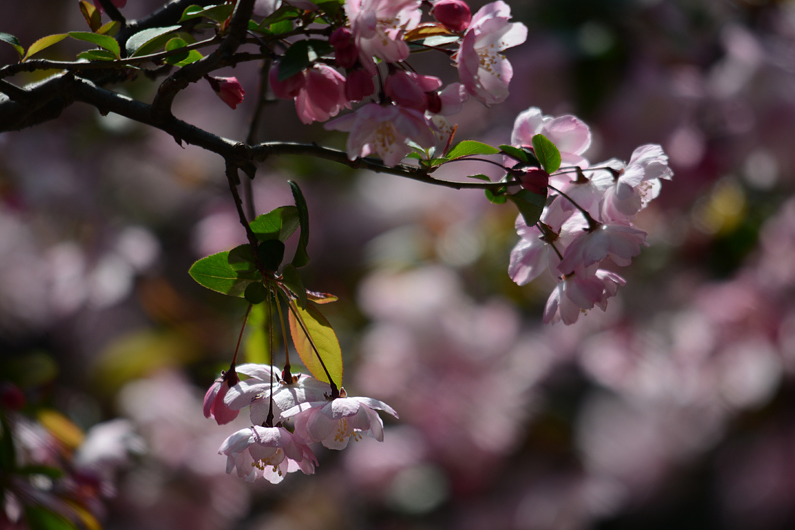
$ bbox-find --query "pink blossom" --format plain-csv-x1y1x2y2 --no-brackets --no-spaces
511,107,592,168
345,0,422,66
557,223,648,275
284,395,398,450
345,68,376,102
218,426,317,483
221,363,279,411
509,213,586,286
330,27,359,69
434,82,469,115
455,1,527,106
543,268,626,325
206,76,245,110
432,0,472,32
247,374,331,424
325,103,435,167
384,70,443,112
203,368,240,425
295,64,349,124
269,64,305,99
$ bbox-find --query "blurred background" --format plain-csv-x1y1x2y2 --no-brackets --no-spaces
2,0,795,529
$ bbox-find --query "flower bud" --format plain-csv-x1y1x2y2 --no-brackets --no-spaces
206,76,246,109
431,0,471,32
330,27,359,69
518,168,550,196
345,69,375,102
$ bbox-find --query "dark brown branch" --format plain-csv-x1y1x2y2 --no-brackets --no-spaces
96,0,127,26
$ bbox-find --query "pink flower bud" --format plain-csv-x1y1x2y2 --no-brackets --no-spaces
345,69,375,102
269,64,306,99
207,76,246,110
518,168,550,196
385,70,442,112
330,27,359,69
431,0,471,32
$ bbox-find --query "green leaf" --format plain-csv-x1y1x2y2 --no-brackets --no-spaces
69,31,120,58
244,303,271,364
249,206,299,242
531,134,561,173
77,49,117,61
259,5,300,27
24,506,79,530
315,0,345,17
0,32,24,59
282,264,306,310
244,282,268,304
467,174,491,181
228,243,256,265
446,140,501,159
508,188,546,226
171,48,202,67
23,34,68,61
180,3,234,23
257,239,286,271
164,37,189,64
189,249,261,297
499,144,541,167
278,40,333,81
306,290,338,304
79,0,102,32
97,20,121,37
288,303,342,387
420,157,449,168
485,187,507,204
289,181,311,268
126,25,181,57
270,20,293,35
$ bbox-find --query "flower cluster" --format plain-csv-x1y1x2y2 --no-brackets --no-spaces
261,0,526,166
507,107,673,325
204,364,397,484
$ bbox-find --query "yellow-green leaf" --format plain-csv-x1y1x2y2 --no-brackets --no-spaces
288,303,342,387
0,32,24,59
79,0,102,32
24,34,68,61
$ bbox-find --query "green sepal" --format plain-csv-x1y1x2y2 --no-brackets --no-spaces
282,264,307,310
531,134,561,173
508,188,546,226
289,181,311,268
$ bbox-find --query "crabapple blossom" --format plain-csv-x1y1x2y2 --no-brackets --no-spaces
384,70,443,112
345,0,423,67
432,0,472,32
283,395,399,450
218,426,317,483
557,223,648,275
247,374,331,424
456,1,527,106
296,64,349,124
434,82,469,115
203,368,240,425
330,27,359,69
543,267,626,325
325,103,435,167
511,107,592,168
508,213,587,286
221,363,279,412
206,76,245,110
345,68,376,102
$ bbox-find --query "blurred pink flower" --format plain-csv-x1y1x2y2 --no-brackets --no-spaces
456,1,527,106
284,395,398,450
218,426,317,483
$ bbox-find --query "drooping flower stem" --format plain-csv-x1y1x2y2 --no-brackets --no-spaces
230,303,253,367
273,285,293,383
548,184,601,232
536,222,564,261
281,290,340,399
265,287,275,428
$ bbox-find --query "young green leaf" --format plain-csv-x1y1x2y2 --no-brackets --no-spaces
446,140,501,160
507,188,546,226
23,34,68,61
278,40,334,81
531,134,561,173
289,181,310,268
180,3,234,23
288,303,343,387
189,249,261,297
244,282,268,305
77,50,118,61
281,264,307,310
69,32,120,58
485,187,508,204
164,37,190,64
125,25,181,57
0,32,24,60
257,239,286,271
270,20,294,35
228,243,256,265
467,174,491,181
259,5,301,27
249,206,300,242
79,0,102,32
499,144,541,167
97,20,121,37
